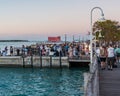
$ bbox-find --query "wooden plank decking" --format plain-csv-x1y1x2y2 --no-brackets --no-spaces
99,63,120,96
68,56,90,62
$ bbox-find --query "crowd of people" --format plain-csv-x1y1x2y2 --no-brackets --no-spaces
96,43,120,71
1,41,120,71
0,42,90,59
0,46,14,56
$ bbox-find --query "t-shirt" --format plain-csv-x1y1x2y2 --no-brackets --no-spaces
100,47,107,57
115,48,120,54
100,48,105,56
107,47,114,57
96,48,100,57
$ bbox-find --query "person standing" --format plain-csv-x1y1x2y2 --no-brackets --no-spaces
10,46,13,56
96,47,100,65
4,46,8,56
68,45,73,58
99,45,107,70
115,45,120,63
107,44,115,70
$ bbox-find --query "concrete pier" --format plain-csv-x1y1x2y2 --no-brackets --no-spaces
0,56,90,68
0,56,69,67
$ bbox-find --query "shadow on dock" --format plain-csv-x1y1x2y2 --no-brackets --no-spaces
68,56,90,67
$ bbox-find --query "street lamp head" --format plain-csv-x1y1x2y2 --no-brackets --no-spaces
101,12,104,17
99,15,105,22
95,7,105,22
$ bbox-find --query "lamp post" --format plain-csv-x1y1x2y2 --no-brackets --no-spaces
65,34,67,44
90,7,105,72
73,35,74,44
94,29,101,53
79,35,80,43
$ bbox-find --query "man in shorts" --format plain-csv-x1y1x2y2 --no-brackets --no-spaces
107,44,115,70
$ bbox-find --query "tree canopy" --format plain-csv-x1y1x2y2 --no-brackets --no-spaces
93,20,120,42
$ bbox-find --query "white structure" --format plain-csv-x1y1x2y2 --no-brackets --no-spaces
90,7,105,72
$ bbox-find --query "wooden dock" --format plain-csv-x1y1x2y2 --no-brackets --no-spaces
99,63,120,96
68,57,90,67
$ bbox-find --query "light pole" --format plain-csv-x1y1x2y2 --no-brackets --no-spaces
94,29,101,53
65,34,67,44
73,35,74,43
90,7,105,71
79,35,80,43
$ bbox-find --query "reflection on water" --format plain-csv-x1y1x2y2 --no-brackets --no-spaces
0,68,88,96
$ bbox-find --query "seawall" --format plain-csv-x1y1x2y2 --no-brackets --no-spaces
0,56,69,68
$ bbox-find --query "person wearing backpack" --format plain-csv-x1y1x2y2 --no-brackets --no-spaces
99,45,107,70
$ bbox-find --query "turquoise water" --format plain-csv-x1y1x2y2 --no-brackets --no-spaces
0,68,88,96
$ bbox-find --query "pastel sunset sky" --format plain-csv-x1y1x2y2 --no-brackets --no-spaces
0,0,120,41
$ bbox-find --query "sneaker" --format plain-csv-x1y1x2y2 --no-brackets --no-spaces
110,66,113,71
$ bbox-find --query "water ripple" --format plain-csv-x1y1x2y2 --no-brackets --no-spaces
0,67,88,96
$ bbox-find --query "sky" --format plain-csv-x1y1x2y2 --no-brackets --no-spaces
0,0,120,41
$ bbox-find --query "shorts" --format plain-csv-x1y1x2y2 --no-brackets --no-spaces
100,57,106,62
117,53,120,57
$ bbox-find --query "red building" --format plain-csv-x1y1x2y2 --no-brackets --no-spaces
48,36,61,42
